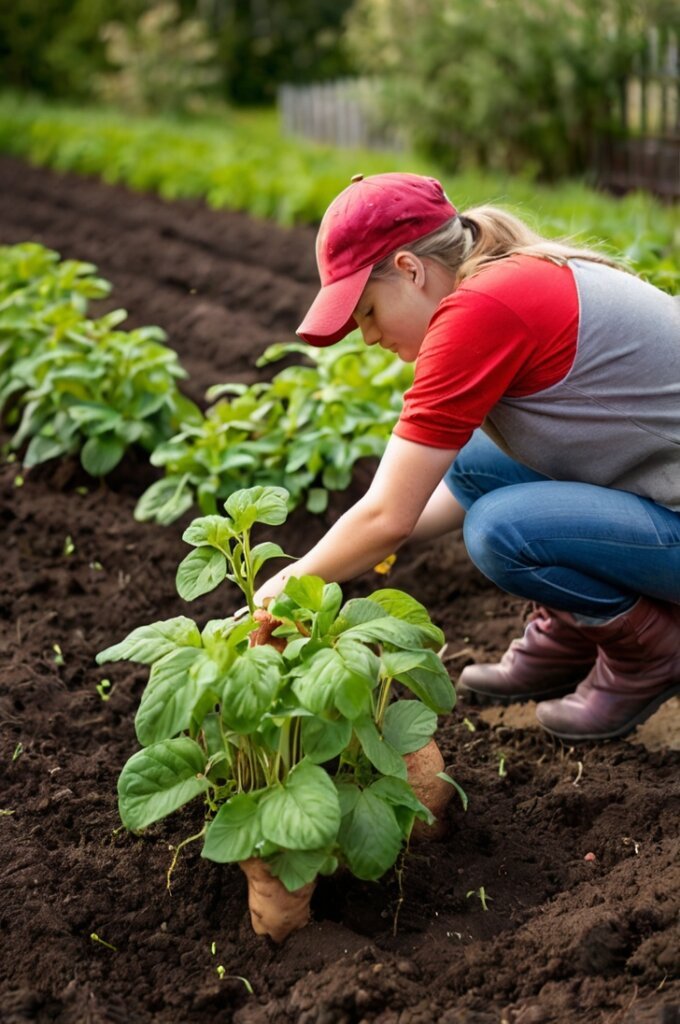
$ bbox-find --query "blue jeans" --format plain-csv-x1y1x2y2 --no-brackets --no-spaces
445,431,680,619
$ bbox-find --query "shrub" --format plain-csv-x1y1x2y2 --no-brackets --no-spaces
346,0,672,178
95,1,221,115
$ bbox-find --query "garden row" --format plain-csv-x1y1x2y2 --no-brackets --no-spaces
2,238,460,943
1,241,409,520
1,94,678,292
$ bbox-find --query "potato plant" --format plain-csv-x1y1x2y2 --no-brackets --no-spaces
0,242,111,374
0,242,200,474
135,336,413,524
98,486,460,892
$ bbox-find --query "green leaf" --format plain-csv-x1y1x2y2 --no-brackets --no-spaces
190,688,221,736
380,650,430,677
332,598,389,633
224,486,289,530
282,575,325,612
382,700,438,754
306,488,328,514
313,582,344,637
291,647,371,720
334,673,373,721
335,779,360,816
202,793,262,863
97,616,202,665
117,737,209,831
369,776,434,824
338,789,403,880
393,650,456,715
353,716,407,779
221,645,283,733
260,760,341,851
290,648,341,715
250,541,291,576
343,616,443,652
24,434,71,466
134,475,194,526
335,637,380,688
301,715,352,763
266,848,334,891
437,771,469,812
182,515,235,550
135,647,205,746
81,435,125,476
176,547,227,601
368,589,435,626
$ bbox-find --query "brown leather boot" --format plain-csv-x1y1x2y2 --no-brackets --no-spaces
458,605,598,703
536,597,680,741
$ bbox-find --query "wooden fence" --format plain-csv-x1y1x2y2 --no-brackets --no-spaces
279,31,679,198
278,79,403,152
595,27,680,199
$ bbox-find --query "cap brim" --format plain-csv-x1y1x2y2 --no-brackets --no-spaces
297,264,373,347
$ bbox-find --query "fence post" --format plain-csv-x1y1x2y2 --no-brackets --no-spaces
277,78,403,152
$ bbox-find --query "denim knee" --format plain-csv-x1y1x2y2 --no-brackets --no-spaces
446,430,548,511
462,490,524,589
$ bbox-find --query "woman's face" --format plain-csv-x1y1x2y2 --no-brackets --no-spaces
352,252,454,363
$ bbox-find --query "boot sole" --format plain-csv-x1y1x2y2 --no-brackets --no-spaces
458,679,581,706
537,684,680,743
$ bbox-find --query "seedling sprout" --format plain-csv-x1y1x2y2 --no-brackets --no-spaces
211,944,253,992
90,932,117,951
95,678,113,702
466,886,492,912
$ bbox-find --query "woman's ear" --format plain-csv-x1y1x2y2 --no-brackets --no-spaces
393,250,426,286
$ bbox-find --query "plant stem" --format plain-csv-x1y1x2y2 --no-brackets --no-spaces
275,718,292,780
375,675,393,729
241,526,255,611
166,825,207,891
292,716,301,765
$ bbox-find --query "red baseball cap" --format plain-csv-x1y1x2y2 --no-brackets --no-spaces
297,172,457,347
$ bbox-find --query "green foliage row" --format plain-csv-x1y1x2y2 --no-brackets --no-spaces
98,486,461,889
0,242,199,474
1,240,405,513
0,95,677,291
136,337,412,525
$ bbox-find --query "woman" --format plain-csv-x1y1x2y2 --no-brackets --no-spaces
254,171,680,743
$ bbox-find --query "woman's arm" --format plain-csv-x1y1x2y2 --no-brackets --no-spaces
253,434,458,605
409,478,466,544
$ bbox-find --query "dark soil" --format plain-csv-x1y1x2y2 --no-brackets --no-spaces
0,155,678,1024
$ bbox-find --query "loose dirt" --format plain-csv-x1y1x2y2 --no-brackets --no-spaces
0,156,677,1024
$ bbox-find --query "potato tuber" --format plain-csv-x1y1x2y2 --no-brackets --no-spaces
239,857,315,942
404,738,452,840
249,608,287,652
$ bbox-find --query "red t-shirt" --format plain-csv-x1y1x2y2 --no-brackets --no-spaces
394,254,580,450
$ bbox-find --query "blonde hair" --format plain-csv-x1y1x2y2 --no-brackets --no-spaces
371,205,626,286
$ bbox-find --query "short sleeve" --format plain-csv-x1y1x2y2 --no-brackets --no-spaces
394,257,579,450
